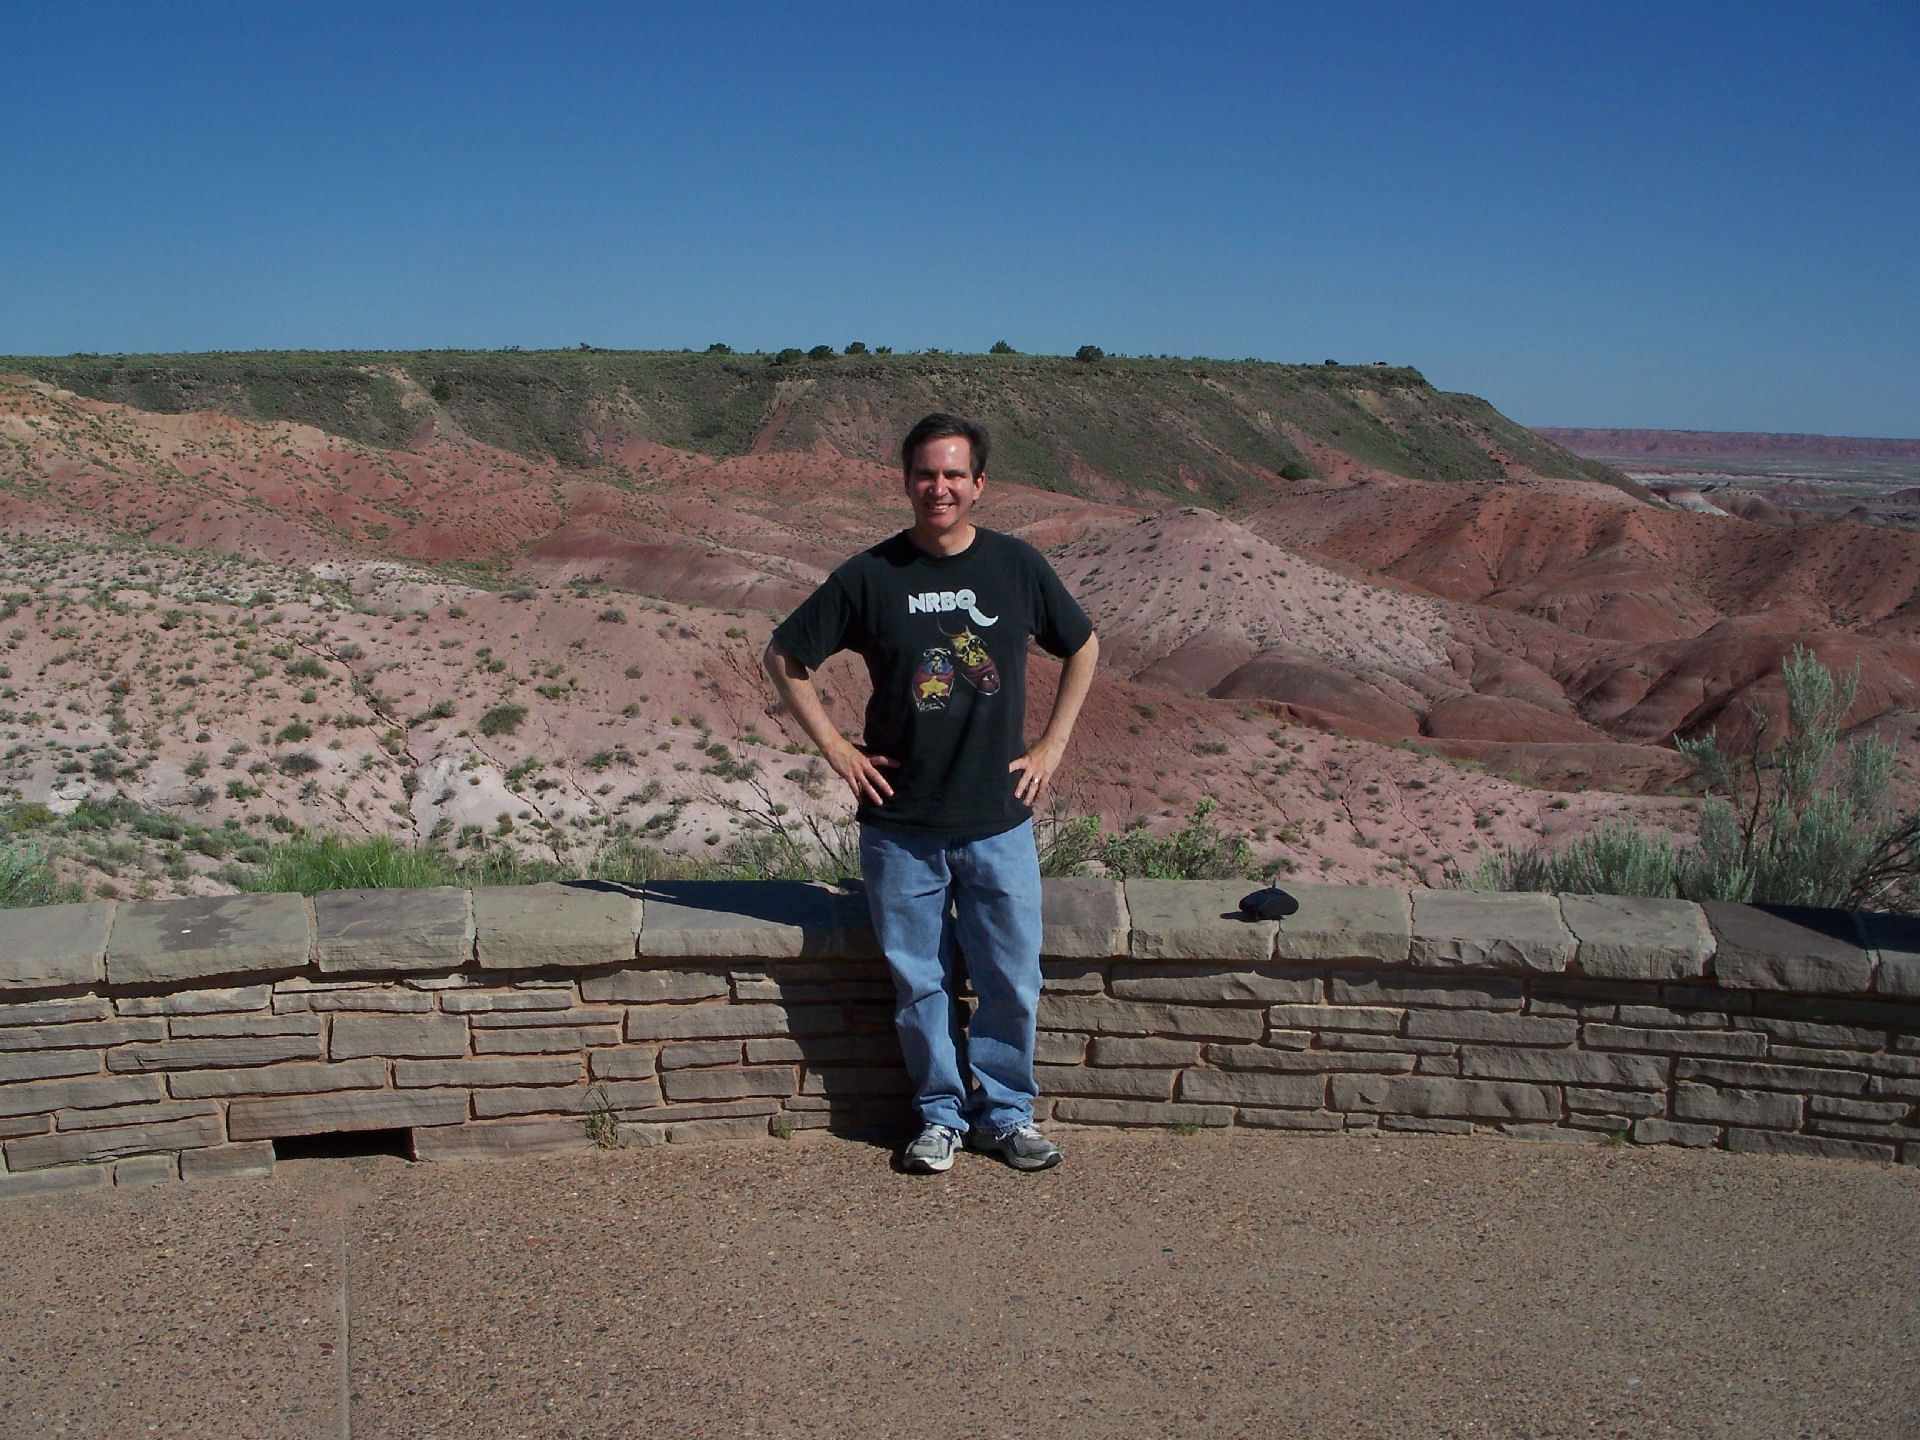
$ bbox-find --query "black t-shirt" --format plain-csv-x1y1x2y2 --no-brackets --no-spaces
772,528,1094,839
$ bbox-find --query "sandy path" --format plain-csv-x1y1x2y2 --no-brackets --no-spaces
2,1130,1916,1438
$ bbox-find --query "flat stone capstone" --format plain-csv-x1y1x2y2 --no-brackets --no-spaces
472,883,642,969
636,881,861,959
1703,902,1874,994
1124,879,1276,962
315,886,473,974
1410,891,1575,973
1561,894,1715,981
1039,877,1128,957
1271,884,1410,963
105,893,312,987
0,901,114,991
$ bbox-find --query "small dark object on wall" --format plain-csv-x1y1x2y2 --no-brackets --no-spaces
1239,886,1300,921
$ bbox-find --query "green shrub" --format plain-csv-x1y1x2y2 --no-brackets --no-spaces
571,837,691,885
1099,800,1256,879
275,721,313,743
285,656,327,680
2,803,55,833
1466,648,1920,911
451,845,572,888
1467,820,1680,898
1038,800,1257,880
233,835,455,894
1677,646,1912,909
0,841,82,908
989,340,1017,355
478,703,527,737
1038,814,1104,877
1074,345,1105,363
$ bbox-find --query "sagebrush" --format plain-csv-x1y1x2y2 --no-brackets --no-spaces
1468,648,1919,911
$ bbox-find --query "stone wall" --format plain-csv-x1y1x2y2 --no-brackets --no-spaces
3,879,1918,1198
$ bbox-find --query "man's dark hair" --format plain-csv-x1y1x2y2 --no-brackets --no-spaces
900,413,989,478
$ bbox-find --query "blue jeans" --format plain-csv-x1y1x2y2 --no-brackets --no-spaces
859,820,1043,1137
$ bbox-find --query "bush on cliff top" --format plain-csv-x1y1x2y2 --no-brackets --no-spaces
1466,648,1919,912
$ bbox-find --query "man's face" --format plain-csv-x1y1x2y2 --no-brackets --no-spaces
905,435,984,538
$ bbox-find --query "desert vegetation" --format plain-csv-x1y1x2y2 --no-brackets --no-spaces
1467,650,1920,910
1038,799,1259,880
0,836,80,907
0,788,1268,906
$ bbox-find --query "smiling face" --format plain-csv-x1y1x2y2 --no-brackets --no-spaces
904,434,985,554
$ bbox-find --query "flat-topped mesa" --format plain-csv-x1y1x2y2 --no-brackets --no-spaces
2,881,1916,1198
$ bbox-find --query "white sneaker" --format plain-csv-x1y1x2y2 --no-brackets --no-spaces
901,1123,963,1174
968,1122,1062,1172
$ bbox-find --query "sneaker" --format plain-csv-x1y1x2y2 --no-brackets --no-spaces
968,1122,1062,1172
901,1123,963,1174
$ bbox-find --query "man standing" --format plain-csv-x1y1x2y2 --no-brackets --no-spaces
764,413,1099,1173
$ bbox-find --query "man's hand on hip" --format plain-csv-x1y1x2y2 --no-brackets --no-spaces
827,738,899,806
1009,736,1068,806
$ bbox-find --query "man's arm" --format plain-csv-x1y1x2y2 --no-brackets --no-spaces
1009,631,1099,806
762,640,898,805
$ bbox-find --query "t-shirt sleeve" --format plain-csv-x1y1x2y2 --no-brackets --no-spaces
771,570,858,671
1027,549,1095,658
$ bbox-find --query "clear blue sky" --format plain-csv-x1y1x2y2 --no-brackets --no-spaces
5,3,1916,436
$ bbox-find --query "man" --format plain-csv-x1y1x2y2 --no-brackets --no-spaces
764,413,1099,1173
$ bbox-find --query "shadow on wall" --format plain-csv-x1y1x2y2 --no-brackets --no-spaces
606,877,915,1133
621,879,856,938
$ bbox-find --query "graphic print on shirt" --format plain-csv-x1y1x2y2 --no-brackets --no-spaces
905,586,999,629
912,647,956,712
936,616,1001,695
907,587,1003,713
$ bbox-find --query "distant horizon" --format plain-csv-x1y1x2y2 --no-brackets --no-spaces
1533,424,1920,448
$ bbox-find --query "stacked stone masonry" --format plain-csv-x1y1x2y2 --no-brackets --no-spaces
2,878,1917,1198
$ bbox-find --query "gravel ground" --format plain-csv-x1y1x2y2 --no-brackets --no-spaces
2,1129,1917,1439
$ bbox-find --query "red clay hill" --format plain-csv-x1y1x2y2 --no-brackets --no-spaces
3,351,1918,890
